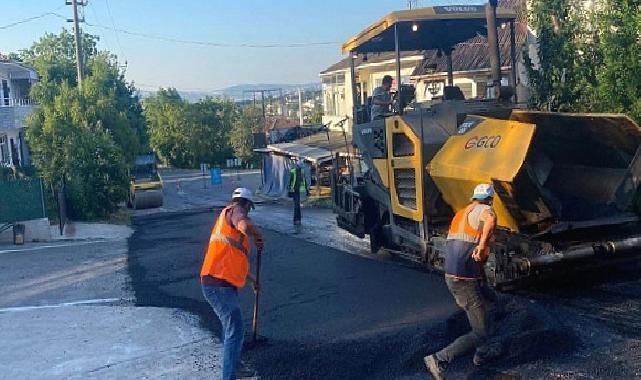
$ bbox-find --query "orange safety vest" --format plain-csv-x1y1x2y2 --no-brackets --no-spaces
446,204,483,243
443,204,487,279
200,205,251,288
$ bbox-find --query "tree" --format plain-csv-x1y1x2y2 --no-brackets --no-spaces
144,90,236,168
525,0,641,123
143,88,188,166
27,82,128,219
230,106,262,163
21,30,146,219
524,0,589,111
587,0,641,122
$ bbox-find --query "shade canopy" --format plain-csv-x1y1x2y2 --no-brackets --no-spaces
341,5,516,54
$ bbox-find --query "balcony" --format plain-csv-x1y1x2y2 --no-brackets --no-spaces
0,98,35,107
0,100,35,130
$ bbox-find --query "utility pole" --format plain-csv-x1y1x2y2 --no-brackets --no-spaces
67,0,86,85
298,88,304,126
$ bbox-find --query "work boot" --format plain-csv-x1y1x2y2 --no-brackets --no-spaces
424,354,446,380
473,343,501,366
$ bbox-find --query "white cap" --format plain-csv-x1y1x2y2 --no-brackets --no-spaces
472,183,495,200
232,187,253,203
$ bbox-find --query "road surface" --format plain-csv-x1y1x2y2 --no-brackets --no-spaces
127,169,641,379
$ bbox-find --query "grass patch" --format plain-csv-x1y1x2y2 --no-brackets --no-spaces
107,208,132,225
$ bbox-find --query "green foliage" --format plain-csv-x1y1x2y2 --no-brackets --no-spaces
526,0,641,122
311,109,323,124
144,90,236,168
587,0,641,122
230,106,263,163
21,29,146,220
26,82,128,220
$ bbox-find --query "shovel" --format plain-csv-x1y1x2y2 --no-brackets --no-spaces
251,246,263,344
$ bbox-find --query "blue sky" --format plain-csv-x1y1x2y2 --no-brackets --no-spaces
2,0,482,90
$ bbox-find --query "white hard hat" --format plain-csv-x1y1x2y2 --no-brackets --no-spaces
472,183,495,200
232,187,253,203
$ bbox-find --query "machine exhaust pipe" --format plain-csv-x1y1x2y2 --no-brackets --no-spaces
485,0,502,92
525,236,641,269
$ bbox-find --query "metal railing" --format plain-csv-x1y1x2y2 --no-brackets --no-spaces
0,98,35,107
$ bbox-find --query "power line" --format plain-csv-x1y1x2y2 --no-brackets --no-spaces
0,9,66,30
86,1,112,53
104,0,125,62
1,9,338,49
83,21,340,48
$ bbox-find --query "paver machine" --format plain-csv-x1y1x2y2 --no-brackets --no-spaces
332,2,641,288
128,153,163,210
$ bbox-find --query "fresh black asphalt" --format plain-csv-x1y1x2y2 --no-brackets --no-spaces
127,209,467,379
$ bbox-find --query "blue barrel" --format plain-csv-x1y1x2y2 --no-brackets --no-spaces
211,167,222,185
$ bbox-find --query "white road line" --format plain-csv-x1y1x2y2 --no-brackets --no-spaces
0,240,108,254
0,298,128,313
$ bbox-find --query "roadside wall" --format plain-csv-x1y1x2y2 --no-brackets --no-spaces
0,218,51,243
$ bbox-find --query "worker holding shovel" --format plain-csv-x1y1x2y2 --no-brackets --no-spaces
200,188,264,380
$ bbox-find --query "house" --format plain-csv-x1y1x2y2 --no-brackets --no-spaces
412,20,529,102
319,0,529,130
413,0,529,101
0,55,38,168
265,117,300,144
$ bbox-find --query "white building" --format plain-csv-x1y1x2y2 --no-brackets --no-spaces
319,0,530,131
0,57,37,167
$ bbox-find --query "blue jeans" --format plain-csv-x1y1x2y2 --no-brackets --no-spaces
202,284,244,380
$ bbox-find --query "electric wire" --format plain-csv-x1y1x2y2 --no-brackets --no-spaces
82,21,340,48
86,1,113,53
0,8,66,30
1,9,338,49
104,0,126,61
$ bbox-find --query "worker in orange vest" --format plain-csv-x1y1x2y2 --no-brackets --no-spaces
201,187,264,380
425,183,497,380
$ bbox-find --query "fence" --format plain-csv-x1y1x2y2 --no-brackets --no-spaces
0,178,46,223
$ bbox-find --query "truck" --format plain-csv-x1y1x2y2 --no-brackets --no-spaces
331,2,641,288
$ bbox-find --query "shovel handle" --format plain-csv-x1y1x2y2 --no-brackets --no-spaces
252,247,262,343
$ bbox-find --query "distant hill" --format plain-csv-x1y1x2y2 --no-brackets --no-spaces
137,83,321,102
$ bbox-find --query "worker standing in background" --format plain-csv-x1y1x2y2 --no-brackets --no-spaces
289,159,309,233
200,188,264,380
425,184,497,380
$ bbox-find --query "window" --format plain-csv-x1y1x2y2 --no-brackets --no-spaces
457,82,474,99
476,81,487,99
322,72,347,116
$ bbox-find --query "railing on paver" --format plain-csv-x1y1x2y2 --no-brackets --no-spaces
0,178,46,223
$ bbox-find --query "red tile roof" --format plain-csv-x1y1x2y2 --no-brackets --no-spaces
265,118,300,131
